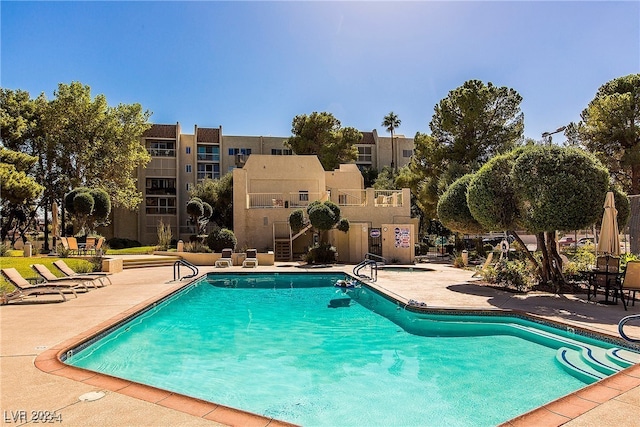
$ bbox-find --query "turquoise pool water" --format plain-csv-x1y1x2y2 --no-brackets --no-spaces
67,273,614,426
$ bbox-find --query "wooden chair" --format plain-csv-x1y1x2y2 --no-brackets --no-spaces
620,260,640,307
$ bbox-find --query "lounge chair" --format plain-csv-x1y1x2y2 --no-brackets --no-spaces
52,260,112,285
242,249,258,268
215,248,233,268
620,260,640,307
0,268,74,303
30,264,94,291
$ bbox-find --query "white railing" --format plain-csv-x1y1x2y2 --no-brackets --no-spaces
373,190,403,207
248,192,324,209
335,189,366,206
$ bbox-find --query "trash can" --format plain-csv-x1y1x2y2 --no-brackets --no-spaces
24,242,32,257
461,250,468,266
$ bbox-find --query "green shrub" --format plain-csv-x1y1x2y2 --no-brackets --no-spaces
106,237,142,250
156,220,172,251
184,241,212,253
0,243,8,257
206,228,237,252
482,259,536,292
305,243,337,264
288,209,305,234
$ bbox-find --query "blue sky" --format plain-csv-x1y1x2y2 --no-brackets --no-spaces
2,1,638,142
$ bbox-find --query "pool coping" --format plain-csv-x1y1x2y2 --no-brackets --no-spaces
34,272,640,427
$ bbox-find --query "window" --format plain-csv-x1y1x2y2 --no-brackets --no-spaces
186,183,193,191
145,197,176,215
145,178,176,195
186,147,191,154
228,148,252,156
271,148,293,155
402,149,413,158
186,164,192,173
198,145,220,161
357,146,372,163
197,163,220,180
299,190,309,201
147,140,176,157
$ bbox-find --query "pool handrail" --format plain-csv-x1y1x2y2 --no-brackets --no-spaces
173,259,199,281
354,259,378,282
618,314,640,343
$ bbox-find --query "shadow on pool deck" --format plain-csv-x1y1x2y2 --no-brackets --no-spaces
1,259,639,426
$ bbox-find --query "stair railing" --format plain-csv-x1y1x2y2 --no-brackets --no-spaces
618,314,640,343
173,259,199,281
353,259,378,282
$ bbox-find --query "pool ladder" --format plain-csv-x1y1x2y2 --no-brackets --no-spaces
173,259,199,281
354,256,383,282
618,314,640,343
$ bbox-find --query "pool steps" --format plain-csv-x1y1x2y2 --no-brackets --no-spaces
408,316,640,385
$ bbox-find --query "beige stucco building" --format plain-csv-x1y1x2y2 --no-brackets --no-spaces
233,155,416,263
107,123,416,262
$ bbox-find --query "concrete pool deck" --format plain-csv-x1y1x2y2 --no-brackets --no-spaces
1,259,639,426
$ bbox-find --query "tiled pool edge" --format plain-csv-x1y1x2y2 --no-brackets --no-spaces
34,273,640,427
33,280,298,427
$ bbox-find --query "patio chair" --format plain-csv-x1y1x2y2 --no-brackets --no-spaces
0,268,73,303
93,237,105,255
242,249,258,268
84,237,96,255
471,252,494,278
588,255,623,305
215,248,233,268
59,237,70,252
67,237,80,255
620,260,640,307
30,264,94,291
52,260,112,286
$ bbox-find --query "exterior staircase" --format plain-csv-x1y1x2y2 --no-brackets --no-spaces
274,239,291,262
121,255,181,269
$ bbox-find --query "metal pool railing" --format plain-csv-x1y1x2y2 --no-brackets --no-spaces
619,314,640,343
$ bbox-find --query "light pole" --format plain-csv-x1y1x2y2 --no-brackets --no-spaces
542,126,566,144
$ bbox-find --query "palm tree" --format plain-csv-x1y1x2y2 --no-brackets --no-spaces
382,112,401,171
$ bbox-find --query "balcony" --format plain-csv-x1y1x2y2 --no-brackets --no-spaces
247,192,326,209
148,148,176,157
245,189,405,209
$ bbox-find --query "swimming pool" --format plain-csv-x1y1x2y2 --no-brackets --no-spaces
65,272,640,426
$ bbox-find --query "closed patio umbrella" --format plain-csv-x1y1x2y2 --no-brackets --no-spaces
51,201,59,251
597,192,620,256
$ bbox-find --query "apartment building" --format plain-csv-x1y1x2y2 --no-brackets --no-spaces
107,123,415,249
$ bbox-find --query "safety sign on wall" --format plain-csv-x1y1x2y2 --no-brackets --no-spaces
394,227,410,248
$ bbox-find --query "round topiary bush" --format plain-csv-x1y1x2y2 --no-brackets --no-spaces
206,228,237,252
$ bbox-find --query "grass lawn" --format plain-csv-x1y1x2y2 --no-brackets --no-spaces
0,257,94,292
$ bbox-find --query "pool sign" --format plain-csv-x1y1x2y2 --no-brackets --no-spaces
370,229,381,238
394,227,410,248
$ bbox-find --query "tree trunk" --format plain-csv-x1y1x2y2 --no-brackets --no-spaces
545,231,567,292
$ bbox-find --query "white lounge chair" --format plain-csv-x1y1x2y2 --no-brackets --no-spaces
242,249,258,268
215,248,233,268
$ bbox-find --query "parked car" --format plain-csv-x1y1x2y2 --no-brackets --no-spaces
558,236,575,248
577,237,595,247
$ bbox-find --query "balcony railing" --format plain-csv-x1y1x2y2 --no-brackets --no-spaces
148,148,176,157
248,192,325,209
246,189,406,209
373,190,403,207
334,189,366,206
